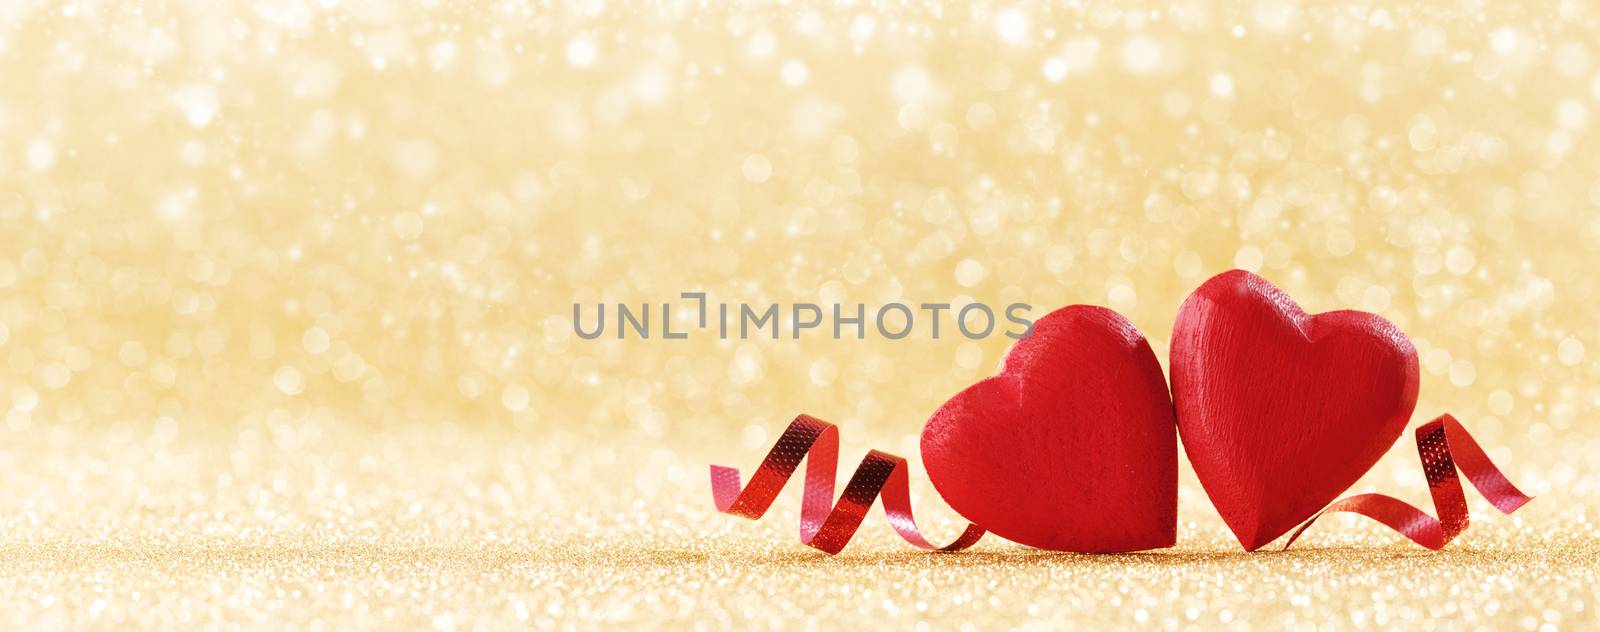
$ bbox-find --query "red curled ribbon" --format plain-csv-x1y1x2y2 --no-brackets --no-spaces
714,413,1530,554
709,414,985,554
1285,413,1534,550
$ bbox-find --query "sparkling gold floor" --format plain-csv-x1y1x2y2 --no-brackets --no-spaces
0,423,1593,629
3,535,1596,629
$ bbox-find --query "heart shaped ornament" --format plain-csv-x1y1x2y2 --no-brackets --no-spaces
921,305,1177,552
1171,270,1420,551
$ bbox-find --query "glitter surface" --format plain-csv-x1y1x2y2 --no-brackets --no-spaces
2,1,1599,628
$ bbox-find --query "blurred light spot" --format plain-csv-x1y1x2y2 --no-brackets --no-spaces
781,60,808,86
566,35,598,67
1558,337,1585,366
741,154,772,183
273,366,304,395
1120,36,1163,74
1491,27,1519,55
1234,245,1264,272
954,259,985,287
995,9,1028,43
173,84,219,127
26,140,56,171
502,384,530,412
393,212,424,240
1209,73,1234,97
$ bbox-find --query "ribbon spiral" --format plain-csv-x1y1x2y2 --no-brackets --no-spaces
713,413,1530,553
1284,413,1534,550
709,414,984,555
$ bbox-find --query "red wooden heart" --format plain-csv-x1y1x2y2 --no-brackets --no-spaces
921,305,1176,552
1171,270,1420,551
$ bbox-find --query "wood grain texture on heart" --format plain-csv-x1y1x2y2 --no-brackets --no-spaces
1170,270,1420,551
921,305,1177,552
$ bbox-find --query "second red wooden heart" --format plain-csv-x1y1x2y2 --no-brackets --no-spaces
1170,270,1421,551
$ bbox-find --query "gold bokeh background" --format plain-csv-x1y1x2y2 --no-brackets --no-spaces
1,1,1596,628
